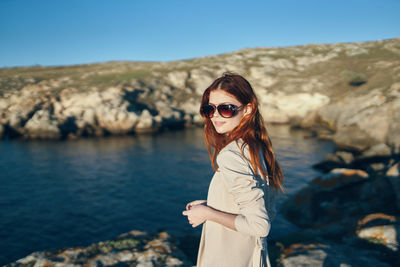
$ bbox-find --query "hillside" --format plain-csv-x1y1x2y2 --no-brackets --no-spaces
0,37,399,152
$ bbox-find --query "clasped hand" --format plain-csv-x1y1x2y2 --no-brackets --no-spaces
182,200,209,228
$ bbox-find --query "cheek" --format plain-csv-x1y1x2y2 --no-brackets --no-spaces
225,116,242,130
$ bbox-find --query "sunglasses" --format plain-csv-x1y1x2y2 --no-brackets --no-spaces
200,103,244,118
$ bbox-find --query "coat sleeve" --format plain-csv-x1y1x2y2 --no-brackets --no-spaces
217,148,271,238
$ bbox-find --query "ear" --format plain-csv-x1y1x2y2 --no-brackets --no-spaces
243,103,253,116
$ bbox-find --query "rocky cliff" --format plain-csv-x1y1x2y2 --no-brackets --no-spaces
1,38,399,153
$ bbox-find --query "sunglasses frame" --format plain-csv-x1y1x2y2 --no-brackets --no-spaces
201,103,244,118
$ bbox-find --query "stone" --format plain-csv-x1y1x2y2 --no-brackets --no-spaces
312,168,369,191
24,110,61,139
281,170,397,230
281,248,328,267
167,70,188,89
135,109,158,133
335,151,355,165
333,125,376,152
361,143,391,158
187,69,214,95
370,163,386,172
0,124,4,138
357,225,399,251
312,154,344,172
278,240,391,267
387,98,400,153
259,92,330,122
387,163,400,177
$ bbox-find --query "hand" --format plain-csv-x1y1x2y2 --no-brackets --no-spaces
186,200,207,211
182,204,210,228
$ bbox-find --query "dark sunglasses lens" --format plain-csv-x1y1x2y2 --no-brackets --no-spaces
201,105,215,118
218,104,235,118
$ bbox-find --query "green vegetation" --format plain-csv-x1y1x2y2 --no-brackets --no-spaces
87,71,150,87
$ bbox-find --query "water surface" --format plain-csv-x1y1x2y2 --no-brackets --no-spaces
0,125,334,264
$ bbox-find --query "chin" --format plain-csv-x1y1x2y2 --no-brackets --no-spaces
214,127,230,135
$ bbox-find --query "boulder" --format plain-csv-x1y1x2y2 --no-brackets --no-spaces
259,92,330,124
24,110,61,139
387,163,400,177
281,169,397,229
312,168,368,190
335,151,354,165
96,107,138,135
356,213,399,252
279,241,391,267
357,225,399,252
360,143,392,158
135,109,158,133
333,125,377,152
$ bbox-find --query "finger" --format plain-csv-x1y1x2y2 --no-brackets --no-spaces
182,211,187,216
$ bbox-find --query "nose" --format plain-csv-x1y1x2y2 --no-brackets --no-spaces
212,107,220,118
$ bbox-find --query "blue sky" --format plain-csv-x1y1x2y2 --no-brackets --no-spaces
1,0,399,67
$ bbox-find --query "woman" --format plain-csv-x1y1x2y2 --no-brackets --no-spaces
182,73,284,267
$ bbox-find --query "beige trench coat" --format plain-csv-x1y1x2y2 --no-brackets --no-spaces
196,139,276,267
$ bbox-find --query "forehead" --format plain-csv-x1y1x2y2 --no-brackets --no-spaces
209,90,240,105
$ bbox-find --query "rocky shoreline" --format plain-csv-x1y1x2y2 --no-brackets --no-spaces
1,38,399,153
6,230,194,267
272,146,400,266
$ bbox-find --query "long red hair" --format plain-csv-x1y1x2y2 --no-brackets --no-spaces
200,73,284,193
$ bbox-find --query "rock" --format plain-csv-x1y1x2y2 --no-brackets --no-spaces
281,246,328,267
96,107,138,135
0,124,4,138
360,143,392,158
259,92,330,124
312,153,344,172
135,109,158,133
0,38,399,141
333,125,376,152
387,163,400,177
24,110,61,139
167,70,188,89
187,68,214,95
387,163,400,210
281,169,397,230
357,225,399,251
356,213,399,252
278,241,391,267
370,163,386,172
312,168,369,191
335,151,354,165
9,230,192,266
387,98,400,153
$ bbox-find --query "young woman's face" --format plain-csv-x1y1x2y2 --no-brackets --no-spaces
209,90,250,135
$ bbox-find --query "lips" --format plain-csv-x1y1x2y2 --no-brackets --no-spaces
213,121,225,127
